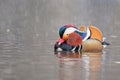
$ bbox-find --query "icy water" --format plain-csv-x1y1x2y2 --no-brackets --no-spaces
0,0,120,80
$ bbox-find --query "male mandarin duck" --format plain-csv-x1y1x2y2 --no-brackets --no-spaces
54,24,109,52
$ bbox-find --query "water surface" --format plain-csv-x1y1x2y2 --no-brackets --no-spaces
0,0,120,80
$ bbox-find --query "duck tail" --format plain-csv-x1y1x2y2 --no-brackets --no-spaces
102,41,110,48
102,41,110,45
102,37,110,46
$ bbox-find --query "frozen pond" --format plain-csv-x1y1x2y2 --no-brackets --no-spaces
0,0,120,80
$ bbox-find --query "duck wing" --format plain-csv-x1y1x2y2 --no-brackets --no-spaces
75,27,91,41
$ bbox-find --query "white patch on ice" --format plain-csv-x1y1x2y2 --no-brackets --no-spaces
110,35,117,38
6,29,10,32
36,33,39,37
114,61,120,64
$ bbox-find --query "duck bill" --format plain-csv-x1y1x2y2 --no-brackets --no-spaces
57,38,65,45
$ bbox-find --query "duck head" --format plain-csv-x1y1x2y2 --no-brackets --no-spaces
59,24,82,46
59,24,78,41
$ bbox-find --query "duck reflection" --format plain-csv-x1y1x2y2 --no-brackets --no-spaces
55,51,82,59
55,51,102,80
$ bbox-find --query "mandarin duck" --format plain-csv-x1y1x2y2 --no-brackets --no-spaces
54,24,109,52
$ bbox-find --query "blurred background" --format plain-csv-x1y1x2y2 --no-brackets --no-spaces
0,0,120,80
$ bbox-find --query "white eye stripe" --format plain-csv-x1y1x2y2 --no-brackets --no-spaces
64,27,78,35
